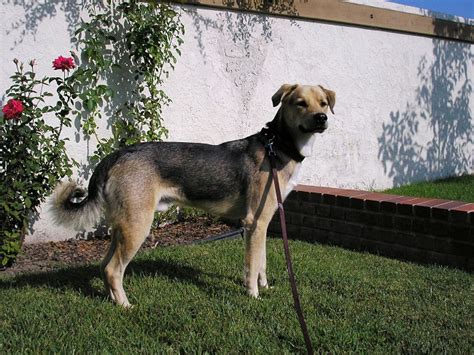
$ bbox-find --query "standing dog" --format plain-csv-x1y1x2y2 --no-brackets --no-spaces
51,84,335,307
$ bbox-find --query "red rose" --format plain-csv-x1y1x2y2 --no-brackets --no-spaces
2,99,24,120
52,56,76,71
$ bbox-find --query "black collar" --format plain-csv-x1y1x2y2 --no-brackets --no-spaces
259,126,305,163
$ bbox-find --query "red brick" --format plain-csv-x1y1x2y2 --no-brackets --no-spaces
380,200,398,213
333,190,368,208
449,224,471,241
394,232,419,248
294,184,326,194
350,197,365,209
328,232,362,250
379,214,394,228
450,210,470,224
334,189,368,198
364,212,381,226
286,224,300,237
300,202,315,215
379,196,412,213
427,221,451,238
359,193,403,212
412,218,427,234
300,227,329,243
332,220,363,237
268,221,280,234
299,226,315,242
286,212,303,225
330,206,345,220
358,192,402,202
322,193,336,205
315,204,331,217
432,201,470,221
379,196,418,213
336,195,352,207
302,215,332,230
284,200,300,212
363,226,396,244
397,198,435,216
365,200,381,212
295,191,310,202
447,241,474,257
413,199,452,218
344,209,366,223
393,216,413,232
308,193,323,204
450,203,474,224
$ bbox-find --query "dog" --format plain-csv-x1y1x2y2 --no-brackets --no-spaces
51,84,335,307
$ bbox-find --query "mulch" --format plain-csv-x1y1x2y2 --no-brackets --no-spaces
1,217,233,277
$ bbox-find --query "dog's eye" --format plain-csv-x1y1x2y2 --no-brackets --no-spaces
296,100,308,108
321,101,328,107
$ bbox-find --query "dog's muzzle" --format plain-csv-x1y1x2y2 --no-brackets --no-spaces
299,113,328,133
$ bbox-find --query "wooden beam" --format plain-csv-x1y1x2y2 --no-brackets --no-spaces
163,0,473,43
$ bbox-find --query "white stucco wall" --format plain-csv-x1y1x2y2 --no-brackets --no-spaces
1,2,472,242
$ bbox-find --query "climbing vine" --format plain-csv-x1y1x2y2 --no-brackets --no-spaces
72,0,184,163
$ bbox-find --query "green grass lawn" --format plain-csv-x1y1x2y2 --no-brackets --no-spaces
0,239,472,353
383,174,474,202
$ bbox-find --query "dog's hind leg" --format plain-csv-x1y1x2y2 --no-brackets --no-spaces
102,211,155,308
100,229,118,303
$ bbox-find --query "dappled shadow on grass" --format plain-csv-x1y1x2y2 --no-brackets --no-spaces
0,256,239,301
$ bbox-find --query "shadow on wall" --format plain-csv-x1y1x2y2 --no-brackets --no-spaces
378,17,473,187
3,0,83,49
184,0,298,59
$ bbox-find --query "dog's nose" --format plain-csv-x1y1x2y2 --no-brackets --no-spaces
314,113,327,124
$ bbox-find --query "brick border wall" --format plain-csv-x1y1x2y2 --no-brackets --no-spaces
269,185,474,271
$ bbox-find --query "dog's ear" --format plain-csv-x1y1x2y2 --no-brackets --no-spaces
272,84,298,107
319,85,336,114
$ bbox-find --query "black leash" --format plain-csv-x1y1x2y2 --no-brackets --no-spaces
192,227,245,244
265,133,314,355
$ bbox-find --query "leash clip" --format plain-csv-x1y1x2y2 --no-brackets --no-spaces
265,140,276,157
262,129,276,157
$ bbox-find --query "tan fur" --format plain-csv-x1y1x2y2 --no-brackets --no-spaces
51,83,335,307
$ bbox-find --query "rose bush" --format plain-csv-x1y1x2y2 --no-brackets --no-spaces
0,59,76,267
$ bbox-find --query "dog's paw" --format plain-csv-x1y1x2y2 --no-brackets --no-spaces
246,288,259,299
118,301,134,310
261,284,274,291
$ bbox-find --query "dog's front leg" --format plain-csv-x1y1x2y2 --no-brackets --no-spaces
243,219,268,298
258,234,269,289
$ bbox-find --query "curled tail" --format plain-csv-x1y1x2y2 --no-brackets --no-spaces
50,180,104,230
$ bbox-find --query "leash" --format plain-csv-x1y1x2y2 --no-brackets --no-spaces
192,227,245,244
265,135,314,355
192,128,314,353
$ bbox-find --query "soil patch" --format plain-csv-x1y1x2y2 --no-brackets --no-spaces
1,217,233,277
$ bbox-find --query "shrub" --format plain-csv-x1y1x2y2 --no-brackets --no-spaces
0,59,76,266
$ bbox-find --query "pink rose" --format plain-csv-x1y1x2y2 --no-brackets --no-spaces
2,99,24,120
52,56,76,71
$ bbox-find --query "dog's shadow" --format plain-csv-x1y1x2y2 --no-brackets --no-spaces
0,258,240,302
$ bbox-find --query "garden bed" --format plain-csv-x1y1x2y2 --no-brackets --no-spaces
1,217,232,277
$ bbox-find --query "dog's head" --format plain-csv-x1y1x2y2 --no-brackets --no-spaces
272,84,335,135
